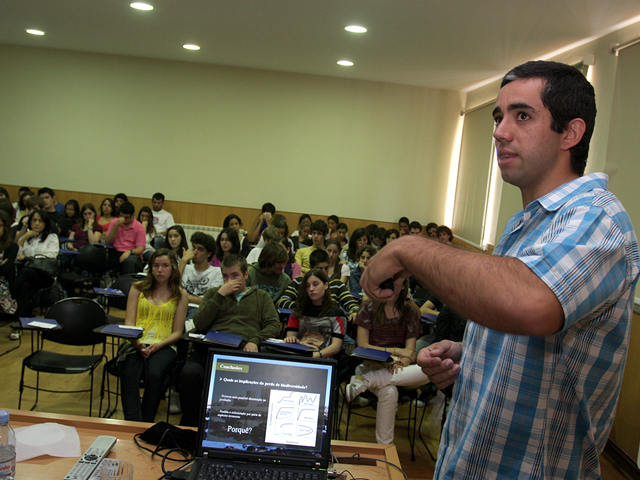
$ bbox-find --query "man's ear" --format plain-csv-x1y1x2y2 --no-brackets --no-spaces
561,118,587,151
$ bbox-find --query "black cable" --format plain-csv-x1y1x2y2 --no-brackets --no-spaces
346,453,410,480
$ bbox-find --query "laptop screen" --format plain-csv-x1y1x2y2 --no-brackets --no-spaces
197,349,337,468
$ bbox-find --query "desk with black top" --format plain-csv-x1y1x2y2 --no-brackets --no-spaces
10,409,405,480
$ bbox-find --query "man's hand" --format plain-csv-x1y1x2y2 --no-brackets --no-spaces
361,240,412,302
243,342,258,352
218,280,243,296
284,336,299,344
119,250,131,263
348,312,357,323
182,247,195,264
417,340,463,389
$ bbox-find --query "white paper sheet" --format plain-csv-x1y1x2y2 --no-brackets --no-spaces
15,423,81,462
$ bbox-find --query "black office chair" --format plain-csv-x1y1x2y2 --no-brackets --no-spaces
18,297,107,416
106,273,146,313
58,244,109,297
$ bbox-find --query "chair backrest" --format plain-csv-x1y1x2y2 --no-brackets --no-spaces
75,244,108,276
108,273,146,310
43,297,107,346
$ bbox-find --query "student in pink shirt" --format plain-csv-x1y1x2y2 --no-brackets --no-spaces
103,202,146,274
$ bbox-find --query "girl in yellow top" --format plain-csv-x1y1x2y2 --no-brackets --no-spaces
118,248,188,422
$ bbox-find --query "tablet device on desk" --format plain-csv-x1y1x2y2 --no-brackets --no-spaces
98,324,144,338
203,330,243,348
93,287,125,297
262,339,313,355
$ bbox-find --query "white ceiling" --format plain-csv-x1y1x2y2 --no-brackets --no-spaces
2,0,640,91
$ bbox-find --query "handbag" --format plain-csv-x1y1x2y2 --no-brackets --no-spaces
23,255,60,278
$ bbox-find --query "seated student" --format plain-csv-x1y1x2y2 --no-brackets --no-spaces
97,198,116,232
150,192,175,236
58,199,80,238
246,225,279,264
247,242,292,303
290,214,312,238
68,203,103,250
116,249,188,422
163,225,188,264
325,239,345,282
425,222,438,239
398,217,410,237
345,279,426,445
15,210,59,319
384,228,399,245
178,254,280,426
294,219,328,274
409,221,423,236
277,249,359,323
0,199,15,227
349,245,376,295
327,215,340,239
371,228,387,250
223,214,245,244
277,236,301,280
103,201,146,275
0,211,19,339
137,206,157,263
246,202,276,244
290,220,312,250
284,268,345,359
179,232,222,324
336,223,349,249
211,227,241,267
113,193,128,216
12,195,44,241
436,225,454,244
15,190,34,224
340,227,369,284
37,187,63,227
255,215,293,250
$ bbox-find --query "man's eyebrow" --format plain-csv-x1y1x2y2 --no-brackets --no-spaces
493,102,536,118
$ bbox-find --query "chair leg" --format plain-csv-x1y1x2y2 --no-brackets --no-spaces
30,371,40,411
18,363,25,410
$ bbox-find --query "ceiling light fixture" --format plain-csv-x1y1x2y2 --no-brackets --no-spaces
345,26,367,33
337,60,354,66
26,29,45,36
183,44,200,51
130,3,153,11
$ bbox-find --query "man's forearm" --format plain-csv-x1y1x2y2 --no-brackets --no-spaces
386,237,563,336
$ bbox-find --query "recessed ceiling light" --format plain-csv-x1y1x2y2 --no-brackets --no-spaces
183,44,200,51
345,26,367,33
130,3,153,11
337,60,354,66
26,29,45,36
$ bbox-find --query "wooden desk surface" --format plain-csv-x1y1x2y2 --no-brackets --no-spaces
9,409,404,480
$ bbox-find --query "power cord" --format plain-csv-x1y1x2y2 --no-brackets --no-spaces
339,452,409,480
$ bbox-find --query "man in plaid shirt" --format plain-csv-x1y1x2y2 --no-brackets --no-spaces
362,60,640,479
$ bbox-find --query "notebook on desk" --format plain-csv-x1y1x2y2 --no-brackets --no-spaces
188,348,338,480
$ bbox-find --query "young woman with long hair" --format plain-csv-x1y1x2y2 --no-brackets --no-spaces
68,203,103,250
345,279,427,444
117,248,188,422
97,198,116,231
137,206,158,262
325,239,344,282
211,227,241,267
284,268,345,359
163,225,188,263
0,211,18,338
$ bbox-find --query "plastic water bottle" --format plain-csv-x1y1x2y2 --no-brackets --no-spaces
0,410,16,480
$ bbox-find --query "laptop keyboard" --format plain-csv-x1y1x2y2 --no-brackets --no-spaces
195,462,322,480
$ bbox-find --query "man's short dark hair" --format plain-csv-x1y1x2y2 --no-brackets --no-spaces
399,217,410,225
152,192,165,202
310,249,329,268
262,225,280,243
0,198,14,220
501,60,596,176
365,224,379,237
26,196,44,210
337,222,348,232
409,221,422,232
311,219,328,236
261,203,276,215
328,215,339,224
222,254,248,274
426,222,438,231
191,231,216,261
114,193,128,203
119,201,135,216
38,187,54,198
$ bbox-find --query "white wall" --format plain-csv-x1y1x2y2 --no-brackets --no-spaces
0,44,463,225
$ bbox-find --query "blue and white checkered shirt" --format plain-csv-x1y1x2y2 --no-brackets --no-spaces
435,173,640,480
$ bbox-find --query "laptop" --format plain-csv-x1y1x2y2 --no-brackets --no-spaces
188,348,338,480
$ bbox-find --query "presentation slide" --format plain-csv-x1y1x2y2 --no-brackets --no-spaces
201,355,331,452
